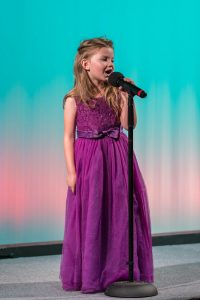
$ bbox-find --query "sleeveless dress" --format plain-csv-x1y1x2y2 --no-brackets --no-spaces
59,96,154,293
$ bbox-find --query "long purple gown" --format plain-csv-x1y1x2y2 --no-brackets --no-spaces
59,96,154,293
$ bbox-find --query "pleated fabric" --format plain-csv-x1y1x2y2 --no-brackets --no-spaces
59,131,154,293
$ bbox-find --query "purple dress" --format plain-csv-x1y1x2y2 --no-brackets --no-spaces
59,96,154,293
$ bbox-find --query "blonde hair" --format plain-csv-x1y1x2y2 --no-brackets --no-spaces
63,37,122,121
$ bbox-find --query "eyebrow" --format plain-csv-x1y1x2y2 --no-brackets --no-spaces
101,55,114,59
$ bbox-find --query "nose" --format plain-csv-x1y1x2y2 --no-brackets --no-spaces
108,60,114,68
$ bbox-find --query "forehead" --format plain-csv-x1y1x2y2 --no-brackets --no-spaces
92,47,114,58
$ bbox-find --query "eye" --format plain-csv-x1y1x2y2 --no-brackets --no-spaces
101,57,114,63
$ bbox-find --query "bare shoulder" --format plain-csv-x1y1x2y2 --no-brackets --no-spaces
63,96,77,138
63,95,77,109
64,96,77,117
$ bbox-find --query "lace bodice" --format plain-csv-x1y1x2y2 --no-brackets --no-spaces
74,96,122,134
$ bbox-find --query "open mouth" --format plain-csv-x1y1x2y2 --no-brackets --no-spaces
104,69,113,77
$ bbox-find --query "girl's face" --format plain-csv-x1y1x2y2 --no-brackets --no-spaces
81,47,114,87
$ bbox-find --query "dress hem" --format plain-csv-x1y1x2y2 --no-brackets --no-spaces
61,274,154,294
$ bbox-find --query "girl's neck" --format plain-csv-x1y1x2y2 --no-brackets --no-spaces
94,92,104,99
95,86,105,98
91,80,107,98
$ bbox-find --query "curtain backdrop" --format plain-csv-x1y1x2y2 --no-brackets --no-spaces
0,0,199,245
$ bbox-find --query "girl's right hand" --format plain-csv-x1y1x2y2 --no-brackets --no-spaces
66,172,77,194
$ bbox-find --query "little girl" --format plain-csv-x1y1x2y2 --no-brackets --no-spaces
59,37,154,294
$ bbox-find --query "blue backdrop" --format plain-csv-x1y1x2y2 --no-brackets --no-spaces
0,0,200,245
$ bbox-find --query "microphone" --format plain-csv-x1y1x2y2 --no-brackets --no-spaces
108,72,147,98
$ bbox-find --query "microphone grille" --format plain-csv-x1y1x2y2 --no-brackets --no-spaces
108,72,124,87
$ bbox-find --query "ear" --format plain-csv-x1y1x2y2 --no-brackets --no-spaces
81,58,90,71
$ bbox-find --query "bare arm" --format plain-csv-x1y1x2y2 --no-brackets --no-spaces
63,96,77,175
120,91,137,130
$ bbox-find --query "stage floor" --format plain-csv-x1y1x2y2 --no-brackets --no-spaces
0,243,200,299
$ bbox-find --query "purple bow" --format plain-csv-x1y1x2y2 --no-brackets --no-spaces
77,126,122,140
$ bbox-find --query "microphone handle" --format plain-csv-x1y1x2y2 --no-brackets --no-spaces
118,79,147,98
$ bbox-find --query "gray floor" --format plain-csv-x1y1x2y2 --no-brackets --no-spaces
0,243,200,299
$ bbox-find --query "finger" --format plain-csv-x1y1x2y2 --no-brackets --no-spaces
73,186,76,194
124,78,134,84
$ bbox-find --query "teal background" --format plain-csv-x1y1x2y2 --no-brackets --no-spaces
0,0,200,245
